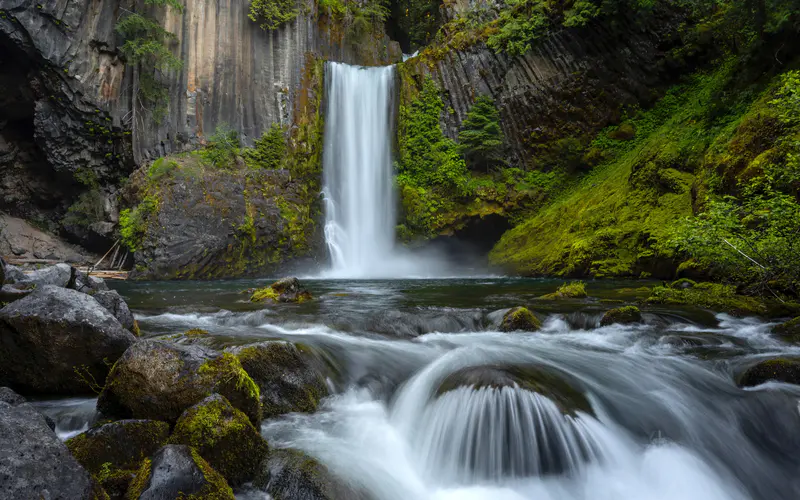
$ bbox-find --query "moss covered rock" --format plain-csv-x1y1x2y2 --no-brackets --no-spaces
645,282,765,315
253,449,368,500
126,444,234,500
773,317,800,343
599,306,642,326
227,341,328,418
499,307,541,332
738,358,800,387
250,277,312,303
539,281,587,300
169,394,268,487
66,419,169,497
437,365,592,416
97,341,261,426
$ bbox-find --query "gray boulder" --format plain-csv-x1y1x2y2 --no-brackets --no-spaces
127,445,234,500
0,282,36,303
0,386,56,430
0,401,99,499
93,290,136,333
71,269,110,293
23,262,72,287
0,285,136,394
3,264,27,284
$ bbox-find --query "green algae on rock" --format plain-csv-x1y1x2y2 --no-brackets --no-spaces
737,358,800,387
97,341,261,426
539,281,587,300
169,394,268,487
645,282,766,316
600,306,643,326
773,317,800,343
499,307,541,332
250,277,313,303
227,341,329,418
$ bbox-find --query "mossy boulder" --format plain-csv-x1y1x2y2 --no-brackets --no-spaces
499,307,541,332
169,394,268,487
97,341,261,426
599,306,642,326
159,328,215,347
0,285,136,395
645,282,765,315
253,449,368,500
773,317,800,343
539,281,587,300
227,341,328,418
126,444,234,500
437,365,592,416
738,358,800,387
92,290,137,335
66,420,169,498
250,277,312,303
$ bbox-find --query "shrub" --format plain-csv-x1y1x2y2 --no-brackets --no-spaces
119,195,159,252
200,124,241,168
243,124,286,169
249,0,297,30
458,95,505,170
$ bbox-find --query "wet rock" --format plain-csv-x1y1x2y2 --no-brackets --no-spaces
0,401,100,499
92,290,137,334
253,448,368,500
0,282,36,303
738,358,800,387
0,386,56,430
66,419,170,475
600,306,643,326
97,341,261,425
773,317,800,343
127,444,234,500
228,341,329,418
169,394,268,487
438,365,593,415
251,277,313,303
160,328,215,346
499,306,541,332
0,285,136,394
539,281,587,300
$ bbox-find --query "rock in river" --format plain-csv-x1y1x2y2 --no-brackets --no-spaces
97,340,261,425
0,285,136,394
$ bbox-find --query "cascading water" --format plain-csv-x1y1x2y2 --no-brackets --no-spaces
322,62,397,278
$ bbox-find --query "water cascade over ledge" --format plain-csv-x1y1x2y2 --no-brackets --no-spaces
321,62,451,278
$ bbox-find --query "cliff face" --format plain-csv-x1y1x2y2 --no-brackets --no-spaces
0,0,396,265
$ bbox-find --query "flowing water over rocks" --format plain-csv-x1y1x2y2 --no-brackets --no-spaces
34,278,800,499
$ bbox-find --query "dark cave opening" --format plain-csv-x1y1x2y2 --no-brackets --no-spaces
423,214,512,270
385,0,444,54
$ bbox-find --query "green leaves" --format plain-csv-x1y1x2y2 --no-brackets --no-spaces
200,124,241,169
243,124,287,170
248,0,298,30
457,95,505,170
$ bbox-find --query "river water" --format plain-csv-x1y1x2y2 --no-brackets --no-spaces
33,278,800,499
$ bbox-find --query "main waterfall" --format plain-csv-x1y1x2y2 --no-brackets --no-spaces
322,62,397,278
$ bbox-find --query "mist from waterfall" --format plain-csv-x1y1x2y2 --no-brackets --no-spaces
321,62,451,279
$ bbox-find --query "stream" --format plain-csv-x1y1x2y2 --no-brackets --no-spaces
33,278,800,499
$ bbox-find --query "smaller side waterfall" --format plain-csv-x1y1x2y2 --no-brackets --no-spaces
322,63,396,278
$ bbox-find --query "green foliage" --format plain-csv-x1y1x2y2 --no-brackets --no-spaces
200,124,241,168
64,189,105,228
487,0,552,56
458,95,505,170
147,157,179,180
119,195,159,252
540,281,587,299
646,282,766,315
249,0,297,30
389,0,443,49
115,0,183,122
243,123,286,169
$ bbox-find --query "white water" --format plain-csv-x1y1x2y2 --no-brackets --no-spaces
321,62,452,279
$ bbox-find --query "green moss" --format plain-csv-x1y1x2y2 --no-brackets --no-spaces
600,306,643,326
500,306,541,332
540,281,587,300
185,328,210,337
250,286,279,302
774,317,800,343
738,358,800,387
646,282,765,315
189,448,236,499
120,194,159,252
199,353,260,404
125,458,151,500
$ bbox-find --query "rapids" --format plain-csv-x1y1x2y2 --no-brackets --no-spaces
34,279,800,499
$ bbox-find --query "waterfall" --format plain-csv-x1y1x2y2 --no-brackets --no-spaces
322,62,397,278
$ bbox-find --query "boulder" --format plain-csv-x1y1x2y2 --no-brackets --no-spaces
251,277,312,303
23,262,72,287
437,365,592,415
66,419,169,499
97,341,261,425
71,269,110,293
0,285,136,394
774,317,800,343
3,264,27,284
253,449,368,500
92,290,137,334
0,386,56,430
126,445,234,500
169,394,268,486
539,281,587,300
0,282,36,303
0,257,5,285
499,307,541,332
599,306,643,326
228,341,329,418
738,358,800,387
0,401,101,499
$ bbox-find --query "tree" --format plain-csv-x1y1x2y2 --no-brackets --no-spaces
457,95,505,170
